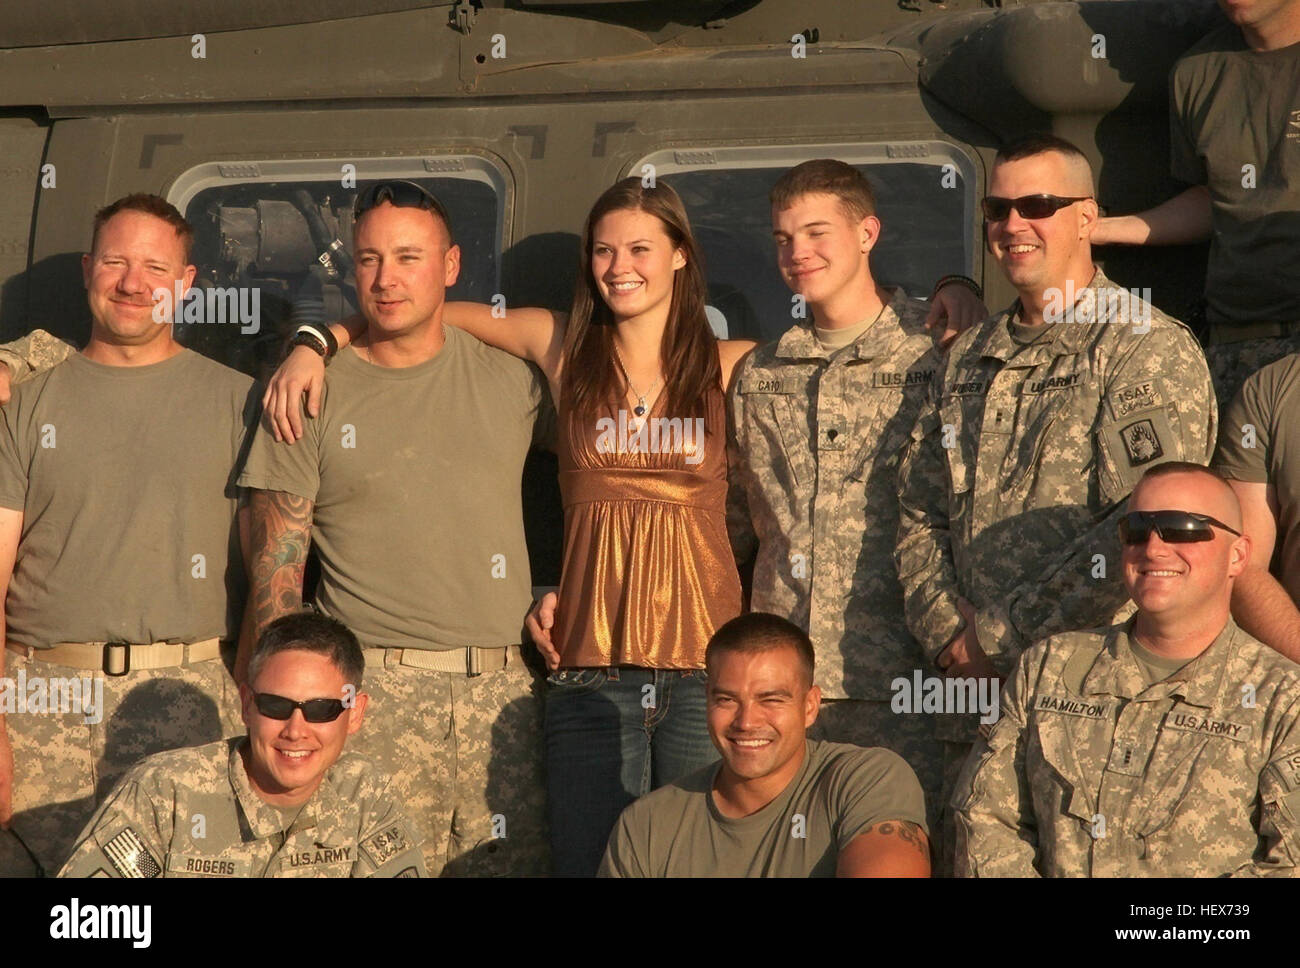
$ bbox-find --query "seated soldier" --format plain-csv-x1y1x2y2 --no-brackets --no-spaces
599,612,930,877
954,462,1300,877
59,611,426,878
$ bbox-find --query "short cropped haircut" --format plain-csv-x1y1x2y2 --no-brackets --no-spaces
247,611,365,689
706,612,816,689
91,193,194,262
770,159,876,222
1137,460,1223,487
994,132,1090,167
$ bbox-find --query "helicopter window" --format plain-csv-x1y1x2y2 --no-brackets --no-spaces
633,143,975,343
167,157,507,381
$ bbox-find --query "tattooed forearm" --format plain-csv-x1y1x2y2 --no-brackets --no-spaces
862,820,929,858
248,488,314,633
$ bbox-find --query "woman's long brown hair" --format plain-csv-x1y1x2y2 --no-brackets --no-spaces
560,178,720,431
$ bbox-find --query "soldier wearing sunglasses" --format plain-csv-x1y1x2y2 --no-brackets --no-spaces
60,611,426,878
954,462,1300,876
896,134,1216,872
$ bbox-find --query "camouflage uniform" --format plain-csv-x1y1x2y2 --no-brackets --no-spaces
895,269,1217,863
3,649,242,876
727,288,946,841
0,329,76,384
954,619,1300,877
348,649,548,878
59,738,427,877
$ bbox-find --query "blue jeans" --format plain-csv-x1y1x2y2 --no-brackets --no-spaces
544,667,717,876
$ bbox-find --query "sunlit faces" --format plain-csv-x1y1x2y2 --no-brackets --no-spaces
771,192,876,307
1122,473,1249,621
985,152,1096,298
239,650,368,807
590,208,686,323
354,201,461,341
706,647,820,785
81,210,195,344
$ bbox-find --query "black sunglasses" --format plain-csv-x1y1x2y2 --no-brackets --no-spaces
1119,510,1242,546
253,692,348,723
353,180,453,235
981,194,1093,221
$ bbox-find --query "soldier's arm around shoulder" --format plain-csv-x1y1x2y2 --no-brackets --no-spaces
59,768,173,878
895,379,966,662
0,330,77,399
952,642,1044,877
1237,683,1300,876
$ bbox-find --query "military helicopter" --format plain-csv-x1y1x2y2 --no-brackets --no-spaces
0,0,1225,581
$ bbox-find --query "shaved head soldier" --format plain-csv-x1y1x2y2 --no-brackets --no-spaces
955,463,1300,876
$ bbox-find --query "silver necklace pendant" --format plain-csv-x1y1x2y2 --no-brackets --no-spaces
634,398,648,417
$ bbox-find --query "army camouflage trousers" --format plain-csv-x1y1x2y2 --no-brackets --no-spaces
1206,334,1300,414
809,699,946,874
2,651,241,877
352,650,549,877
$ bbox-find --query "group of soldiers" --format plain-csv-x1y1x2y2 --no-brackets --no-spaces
1,0,1299,879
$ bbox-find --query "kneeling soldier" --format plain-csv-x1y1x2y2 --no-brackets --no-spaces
955,463,1300,877
60,612,426,878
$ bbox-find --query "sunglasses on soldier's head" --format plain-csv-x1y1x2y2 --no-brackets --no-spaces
980,194,1093,221
353,180,452,231
253,692,348,723
1118,510,1242,546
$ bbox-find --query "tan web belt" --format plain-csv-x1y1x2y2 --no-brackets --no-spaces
6,638,222,676
1207,321,1300,345
363,644,520,677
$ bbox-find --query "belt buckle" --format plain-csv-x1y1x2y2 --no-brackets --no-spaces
103,641,131,677
467,647,482,678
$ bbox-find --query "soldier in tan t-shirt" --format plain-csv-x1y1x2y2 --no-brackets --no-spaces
0,195,256,876
238,182,551,877
600,613,929,877
1214,353,1300,662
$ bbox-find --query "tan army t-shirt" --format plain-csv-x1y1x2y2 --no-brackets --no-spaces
599,739,927,877
0,349,255,647
238,326,548,650
1214,353,1300,603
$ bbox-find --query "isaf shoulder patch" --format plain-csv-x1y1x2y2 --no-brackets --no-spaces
1108,381,1163,420
360,822,411,868
102,827,162,879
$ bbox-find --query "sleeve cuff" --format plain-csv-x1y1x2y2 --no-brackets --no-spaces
974,605,1022,673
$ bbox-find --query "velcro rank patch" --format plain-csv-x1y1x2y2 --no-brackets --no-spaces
738,378,791,394
1163,709,1251,742
102,827,162,879
1119,418,1164,467
1109,381,1162,420
1034,694,1112,719
360,823,410,868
